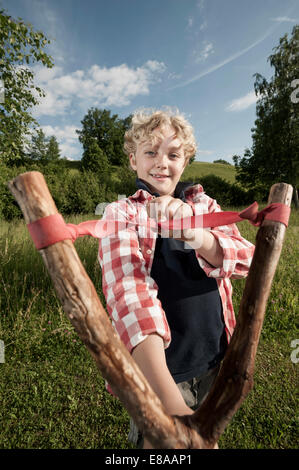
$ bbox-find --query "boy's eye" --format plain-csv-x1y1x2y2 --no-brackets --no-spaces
145,151,156,156
169,154,179,159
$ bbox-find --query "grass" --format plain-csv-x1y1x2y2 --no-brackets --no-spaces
0,207,298,449
182,161,236,183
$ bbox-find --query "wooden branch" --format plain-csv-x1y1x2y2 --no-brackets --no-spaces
8,171,203,449
188,182,293,447
8,172,292,449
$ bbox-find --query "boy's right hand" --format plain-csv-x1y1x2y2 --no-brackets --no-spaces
142,406,194,449
131,334,195,448
146,195,196,242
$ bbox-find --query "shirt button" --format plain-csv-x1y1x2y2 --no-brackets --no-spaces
146,249,152,254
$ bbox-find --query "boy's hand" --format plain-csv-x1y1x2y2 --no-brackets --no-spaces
146,195,195,242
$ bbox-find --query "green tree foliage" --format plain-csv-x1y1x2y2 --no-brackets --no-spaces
81,139,110,181
28,128,48,161
27,128,61,165
0,160,116,220
234,26,299,206
0,9,54,166
191,174,255,206
213,159,231,165
76,108,131,167
46,135,60,162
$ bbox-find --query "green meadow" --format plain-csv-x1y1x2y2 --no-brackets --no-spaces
0,205,298,449
182,161,236,183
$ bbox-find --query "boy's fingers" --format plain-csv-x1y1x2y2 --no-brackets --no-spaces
168,200,184,219
147,197,183,221
147,200,160,219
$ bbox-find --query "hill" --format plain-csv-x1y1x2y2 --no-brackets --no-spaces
182,161,236,183
64,159,236,184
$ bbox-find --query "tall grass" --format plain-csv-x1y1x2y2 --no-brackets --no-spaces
0,209,298,449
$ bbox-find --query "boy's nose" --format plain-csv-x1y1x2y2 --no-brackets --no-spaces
155,152,168,168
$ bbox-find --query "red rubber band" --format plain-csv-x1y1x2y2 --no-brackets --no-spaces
27,202,291,250
27,214,73,250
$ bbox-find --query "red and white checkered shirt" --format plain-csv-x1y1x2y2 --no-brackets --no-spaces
98,184,255,361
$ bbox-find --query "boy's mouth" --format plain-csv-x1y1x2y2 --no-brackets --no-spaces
150,174,170,180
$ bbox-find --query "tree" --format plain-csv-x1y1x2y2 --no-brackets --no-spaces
0,9,53,166
26,129,61,165
76,108,131,167
28,128,48,161
81,138,110,181
234,26,299,206
46,136,60,162
213,159,231,165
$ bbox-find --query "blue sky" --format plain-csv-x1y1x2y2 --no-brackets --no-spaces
1,0,298,162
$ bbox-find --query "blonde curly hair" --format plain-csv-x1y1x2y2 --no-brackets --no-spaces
123,108,197,162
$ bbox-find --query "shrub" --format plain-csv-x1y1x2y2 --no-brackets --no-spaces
188,174,257,206
0,162,117,220
0,163,29,220
213,159,231,165
113,165,137,198
61,171,108,214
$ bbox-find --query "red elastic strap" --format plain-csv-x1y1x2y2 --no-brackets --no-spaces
159,202,290,231
27,202,290,250
27,214,73,250
205,202,290,228
27,215,101,250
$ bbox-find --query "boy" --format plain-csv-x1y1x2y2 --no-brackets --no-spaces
98,109,255,449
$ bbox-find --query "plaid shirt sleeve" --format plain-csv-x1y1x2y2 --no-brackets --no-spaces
192,194,255,280
97,200,171,354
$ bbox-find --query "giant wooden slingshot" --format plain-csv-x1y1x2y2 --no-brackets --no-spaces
8,172,292,449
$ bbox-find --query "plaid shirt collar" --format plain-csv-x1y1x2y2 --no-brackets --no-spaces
129,178,203,203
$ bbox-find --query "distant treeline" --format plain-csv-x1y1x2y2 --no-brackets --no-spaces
213,159,232,165
0,159,263,221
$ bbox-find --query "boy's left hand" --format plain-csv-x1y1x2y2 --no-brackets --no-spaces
146,195,195,241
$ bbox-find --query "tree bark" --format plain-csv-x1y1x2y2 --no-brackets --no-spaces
7,171,202,449
187,182,293,447
8,172,292,448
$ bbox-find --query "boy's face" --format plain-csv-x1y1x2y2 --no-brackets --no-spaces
129,125,189,197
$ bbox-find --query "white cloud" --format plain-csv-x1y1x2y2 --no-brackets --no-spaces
168,72,182,80
200,20,208,31
187,17,194,29
35,89,72,117
197,0,205,10
271,16,298,23
226,91,258,112
170,19,282,90
41,124,80,159
28,0,67,64
31,60,166,117
42,124,78,141
33,65,63,82
193,41,214,63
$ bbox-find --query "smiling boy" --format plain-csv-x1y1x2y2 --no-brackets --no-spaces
129,123,225,267
98,109,255,449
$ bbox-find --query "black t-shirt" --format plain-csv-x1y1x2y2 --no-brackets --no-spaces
136,178,227,383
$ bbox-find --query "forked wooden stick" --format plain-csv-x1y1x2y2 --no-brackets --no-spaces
8,172,292,449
